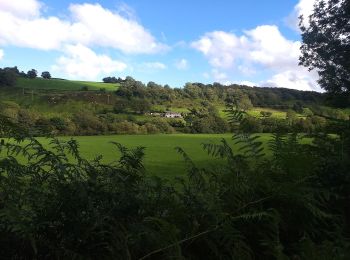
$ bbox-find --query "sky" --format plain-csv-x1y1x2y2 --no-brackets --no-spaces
0,0,321,91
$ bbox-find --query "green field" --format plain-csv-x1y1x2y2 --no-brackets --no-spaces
16,77,119,91
32,134,275,179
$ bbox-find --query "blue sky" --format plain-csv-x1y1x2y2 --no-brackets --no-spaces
0,0,320,91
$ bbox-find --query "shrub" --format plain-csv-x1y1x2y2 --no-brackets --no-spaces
72,112,106,135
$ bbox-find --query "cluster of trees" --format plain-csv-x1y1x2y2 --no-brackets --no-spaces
114,77,327,108
102,76,124,83
183,104,230,133
1,96,346,136
0,66,52,88
241,114,330,134
0,101,178,136
113,98,152,114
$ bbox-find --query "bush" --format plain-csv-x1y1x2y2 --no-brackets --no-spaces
72,112,106,135
114,121,140,134
240,116,262,133
149,118,174,133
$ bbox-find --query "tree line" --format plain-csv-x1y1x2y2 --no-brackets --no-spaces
0,66,52,87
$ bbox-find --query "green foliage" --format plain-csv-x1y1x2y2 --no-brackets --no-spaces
299,0,350,93
0,68,17,87
41,71,51,79
27,69,38,79
184,106,230,133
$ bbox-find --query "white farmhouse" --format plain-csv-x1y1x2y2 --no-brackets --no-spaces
164,112,182,118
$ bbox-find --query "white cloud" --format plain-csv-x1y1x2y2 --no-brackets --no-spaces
246,25,301,70
0,49,3,60
142,62,167,70
0,1,167,54
0,0,42,18
175,58,188,70
192,25,300,72
53,44,127,80
68,3,167,54
191,31,248,69
211,69,228,82
239,81,257,87
192,25,321,91
261,70,319,91
0,13,71,49
238,65,256,76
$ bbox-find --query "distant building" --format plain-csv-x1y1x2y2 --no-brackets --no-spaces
164,112,182,118
150,112,162,116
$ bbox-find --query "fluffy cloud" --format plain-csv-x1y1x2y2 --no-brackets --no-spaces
192,25,320,91
246,25,301,70
211,69,228,82
0,49,3,60
142,62,167,70
175,59,188,70
0,0,42,18
53,44,127,80
68,3,167,53
239,81,257,87
261,70,319,91
191,31,247,68
192,25,300,72
0,1,166,54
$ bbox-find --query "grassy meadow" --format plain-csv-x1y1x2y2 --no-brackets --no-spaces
32,133,312,179
16,77,119,91
36,134,233,179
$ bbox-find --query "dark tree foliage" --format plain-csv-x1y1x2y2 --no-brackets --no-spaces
299,0,350,93
27,69,38,79
41,71,51,79
103,76,123,83
0,68,17,87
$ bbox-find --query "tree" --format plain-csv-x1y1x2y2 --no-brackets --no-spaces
27,69,37,79
41,71,51,79
103,76,119,83
238,96,253,111
113,99,129,113
130,99,151,114
286,109,298,125
299,0,350,93
293,101,303,113
0,68,17,87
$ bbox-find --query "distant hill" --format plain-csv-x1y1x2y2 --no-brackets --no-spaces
15,77,119,91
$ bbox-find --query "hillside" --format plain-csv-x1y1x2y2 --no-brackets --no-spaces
0,75,349,137
16,77,119,91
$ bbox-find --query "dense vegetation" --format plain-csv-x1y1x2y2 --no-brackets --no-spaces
1,70,349,136
0,109,349,259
